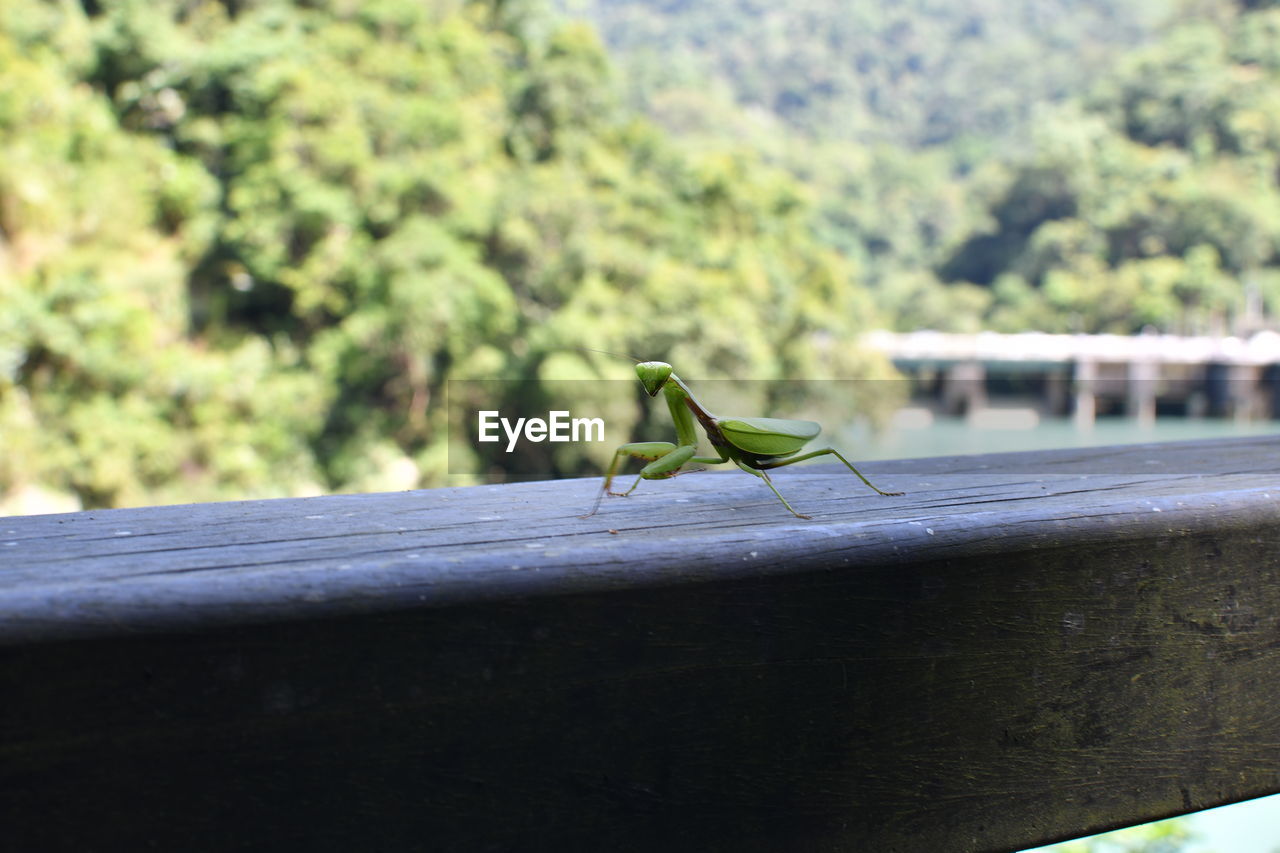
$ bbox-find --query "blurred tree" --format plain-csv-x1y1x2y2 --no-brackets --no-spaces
1041,815,1202,852
554,0,1176,149
934,3,1280,333
0,11,327,509
1,0,894,510
555,0,1280,336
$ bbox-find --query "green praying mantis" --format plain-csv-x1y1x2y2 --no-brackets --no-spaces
581,358,903,520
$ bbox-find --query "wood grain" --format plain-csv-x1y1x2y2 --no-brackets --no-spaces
2,436,1278,851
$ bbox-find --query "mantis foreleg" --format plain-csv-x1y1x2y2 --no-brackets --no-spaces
580,442,699,518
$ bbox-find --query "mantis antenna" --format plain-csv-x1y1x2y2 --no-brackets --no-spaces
575,346,647,364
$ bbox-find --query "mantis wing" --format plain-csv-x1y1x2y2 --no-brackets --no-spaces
718,416,820,456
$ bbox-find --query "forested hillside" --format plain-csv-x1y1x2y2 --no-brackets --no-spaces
555,0,1175,148
5,0,1280,512
559,0,1280,335
0,0,889,511
941,8,1280,333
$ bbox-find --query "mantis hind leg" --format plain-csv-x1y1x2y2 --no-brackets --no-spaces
756,448,903,497
732,459,811,520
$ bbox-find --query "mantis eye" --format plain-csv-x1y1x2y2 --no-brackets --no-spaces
635,361,673,396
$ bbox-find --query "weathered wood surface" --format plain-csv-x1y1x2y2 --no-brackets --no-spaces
2,436,1279,851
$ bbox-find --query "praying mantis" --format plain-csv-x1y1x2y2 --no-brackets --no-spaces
581,359,903,520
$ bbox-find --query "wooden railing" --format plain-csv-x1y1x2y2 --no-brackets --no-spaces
2,436,1279,851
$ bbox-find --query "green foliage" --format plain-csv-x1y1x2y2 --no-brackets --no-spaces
555,0,1177,149
938,6,1280,333
1,0,893,510
1042,815,1203,853
557,0,1280,336
0,12,326,507
9,0,1280,510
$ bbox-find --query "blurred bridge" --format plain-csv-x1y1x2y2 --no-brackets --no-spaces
863,330,1280,425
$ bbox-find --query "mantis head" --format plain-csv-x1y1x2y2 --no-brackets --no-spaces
635,361,673,396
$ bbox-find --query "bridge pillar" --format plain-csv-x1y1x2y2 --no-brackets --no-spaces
1206,363,1263,420
1073,359,1096,429
1265,364,1280,419
1126,359,1158,426
941,362,986,416
1044,371,1071,417
1233,364,1264,421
